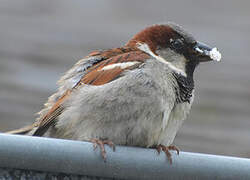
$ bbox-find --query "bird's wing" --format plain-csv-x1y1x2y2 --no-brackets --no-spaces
7,47,150,136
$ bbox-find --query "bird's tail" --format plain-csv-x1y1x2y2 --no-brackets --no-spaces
5,123,37,135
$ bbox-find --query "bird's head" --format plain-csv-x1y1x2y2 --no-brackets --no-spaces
127,23,221,77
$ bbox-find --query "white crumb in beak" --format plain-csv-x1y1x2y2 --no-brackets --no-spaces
209,48,221,61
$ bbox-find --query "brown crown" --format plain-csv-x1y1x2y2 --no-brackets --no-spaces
126,24,175,53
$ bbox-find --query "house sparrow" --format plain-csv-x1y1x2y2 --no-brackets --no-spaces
7,23,221,163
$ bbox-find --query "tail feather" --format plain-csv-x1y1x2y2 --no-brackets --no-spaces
5,123,38,135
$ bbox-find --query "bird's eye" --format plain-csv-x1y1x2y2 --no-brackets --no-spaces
191,41,197,48
171,39,184,50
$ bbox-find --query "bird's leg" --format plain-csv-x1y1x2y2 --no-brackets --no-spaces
90,138,116,162
168,145,180,155
156,144,180,164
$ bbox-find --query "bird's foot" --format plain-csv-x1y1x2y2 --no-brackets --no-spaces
90,138,116,162
156,144,180,164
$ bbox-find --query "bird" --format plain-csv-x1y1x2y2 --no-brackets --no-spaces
7,22,221,163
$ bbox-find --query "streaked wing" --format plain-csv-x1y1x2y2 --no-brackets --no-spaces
32,49,150,136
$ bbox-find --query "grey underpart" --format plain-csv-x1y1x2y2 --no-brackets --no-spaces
43,58,193,148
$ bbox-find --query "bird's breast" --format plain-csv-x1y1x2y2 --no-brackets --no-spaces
158,90,194,146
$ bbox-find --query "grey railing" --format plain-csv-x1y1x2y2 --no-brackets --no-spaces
0,133,249,180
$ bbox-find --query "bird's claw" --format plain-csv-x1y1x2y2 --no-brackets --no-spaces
156,144,180,164
90,138,116,162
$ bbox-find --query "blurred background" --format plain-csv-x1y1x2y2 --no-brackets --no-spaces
0,0,249,158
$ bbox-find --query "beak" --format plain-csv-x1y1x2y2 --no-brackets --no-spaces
192,41,221,62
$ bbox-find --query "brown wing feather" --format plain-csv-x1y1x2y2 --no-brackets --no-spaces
32,90,70,136
29,49,150,136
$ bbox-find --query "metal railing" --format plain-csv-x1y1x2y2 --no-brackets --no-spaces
0,133,249,180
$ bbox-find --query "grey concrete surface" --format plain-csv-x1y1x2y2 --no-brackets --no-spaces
0,0,249,158
0,168,113,180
